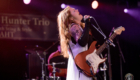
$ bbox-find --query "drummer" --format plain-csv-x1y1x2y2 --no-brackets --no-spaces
47,45,67,79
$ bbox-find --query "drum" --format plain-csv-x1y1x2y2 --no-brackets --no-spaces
46,76,61,80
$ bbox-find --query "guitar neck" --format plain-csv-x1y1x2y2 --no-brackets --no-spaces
96,33,117,55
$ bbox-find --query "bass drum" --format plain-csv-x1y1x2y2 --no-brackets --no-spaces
46,76,61,80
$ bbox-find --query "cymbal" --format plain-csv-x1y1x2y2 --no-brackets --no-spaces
49,55,68,68
25,45,45,54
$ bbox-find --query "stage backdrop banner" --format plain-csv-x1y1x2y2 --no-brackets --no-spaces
0,13,58,41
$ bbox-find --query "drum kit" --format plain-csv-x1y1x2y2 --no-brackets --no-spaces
25,45,67,80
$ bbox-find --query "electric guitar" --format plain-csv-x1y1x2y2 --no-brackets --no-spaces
74,26,125,77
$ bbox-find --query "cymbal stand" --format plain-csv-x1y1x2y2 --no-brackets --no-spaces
43,41,59,79
46,62,57,80
43,51,47,80
46,62,65,80
52,62,56,80
36,51,45,80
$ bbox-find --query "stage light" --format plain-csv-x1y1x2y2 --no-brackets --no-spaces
61,3,66,9
124,8,128,13
23,0,31,5
91,0,99,9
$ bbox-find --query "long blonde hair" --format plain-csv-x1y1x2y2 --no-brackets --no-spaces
57,6,85,58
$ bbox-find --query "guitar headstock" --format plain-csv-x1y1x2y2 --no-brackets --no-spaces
114,26,125,35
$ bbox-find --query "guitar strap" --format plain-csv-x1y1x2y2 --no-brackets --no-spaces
68,44,84,78
68,43,96,78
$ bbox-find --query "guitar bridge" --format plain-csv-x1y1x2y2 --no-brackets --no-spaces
90,67,94,76
86,60,94,76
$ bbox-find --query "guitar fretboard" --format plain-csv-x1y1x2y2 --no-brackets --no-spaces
96,33,117,55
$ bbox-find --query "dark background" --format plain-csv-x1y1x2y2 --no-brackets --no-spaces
0,0,140,80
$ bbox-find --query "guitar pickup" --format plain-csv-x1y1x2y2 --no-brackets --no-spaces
86,60,91,66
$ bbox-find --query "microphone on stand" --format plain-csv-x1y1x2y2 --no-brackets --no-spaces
81,16,93,23
89,16,93,19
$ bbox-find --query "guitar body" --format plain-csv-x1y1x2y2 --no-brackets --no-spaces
75,41,106,77
75,26,125,77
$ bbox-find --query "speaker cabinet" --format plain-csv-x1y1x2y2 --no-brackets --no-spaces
27,53,42,79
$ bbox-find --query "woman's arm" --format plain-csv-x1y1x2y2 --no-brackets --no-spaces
70,23,89,47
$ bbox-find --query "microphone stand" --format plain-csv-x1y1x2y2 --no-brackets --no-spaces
106,44,112,80
91,23,115,80
103,62,107,80
100,54,107,80
116,38,125,80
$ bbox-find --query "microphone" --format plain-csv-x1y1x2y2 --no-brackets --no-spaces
89,16,93,18
81,16,93,23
